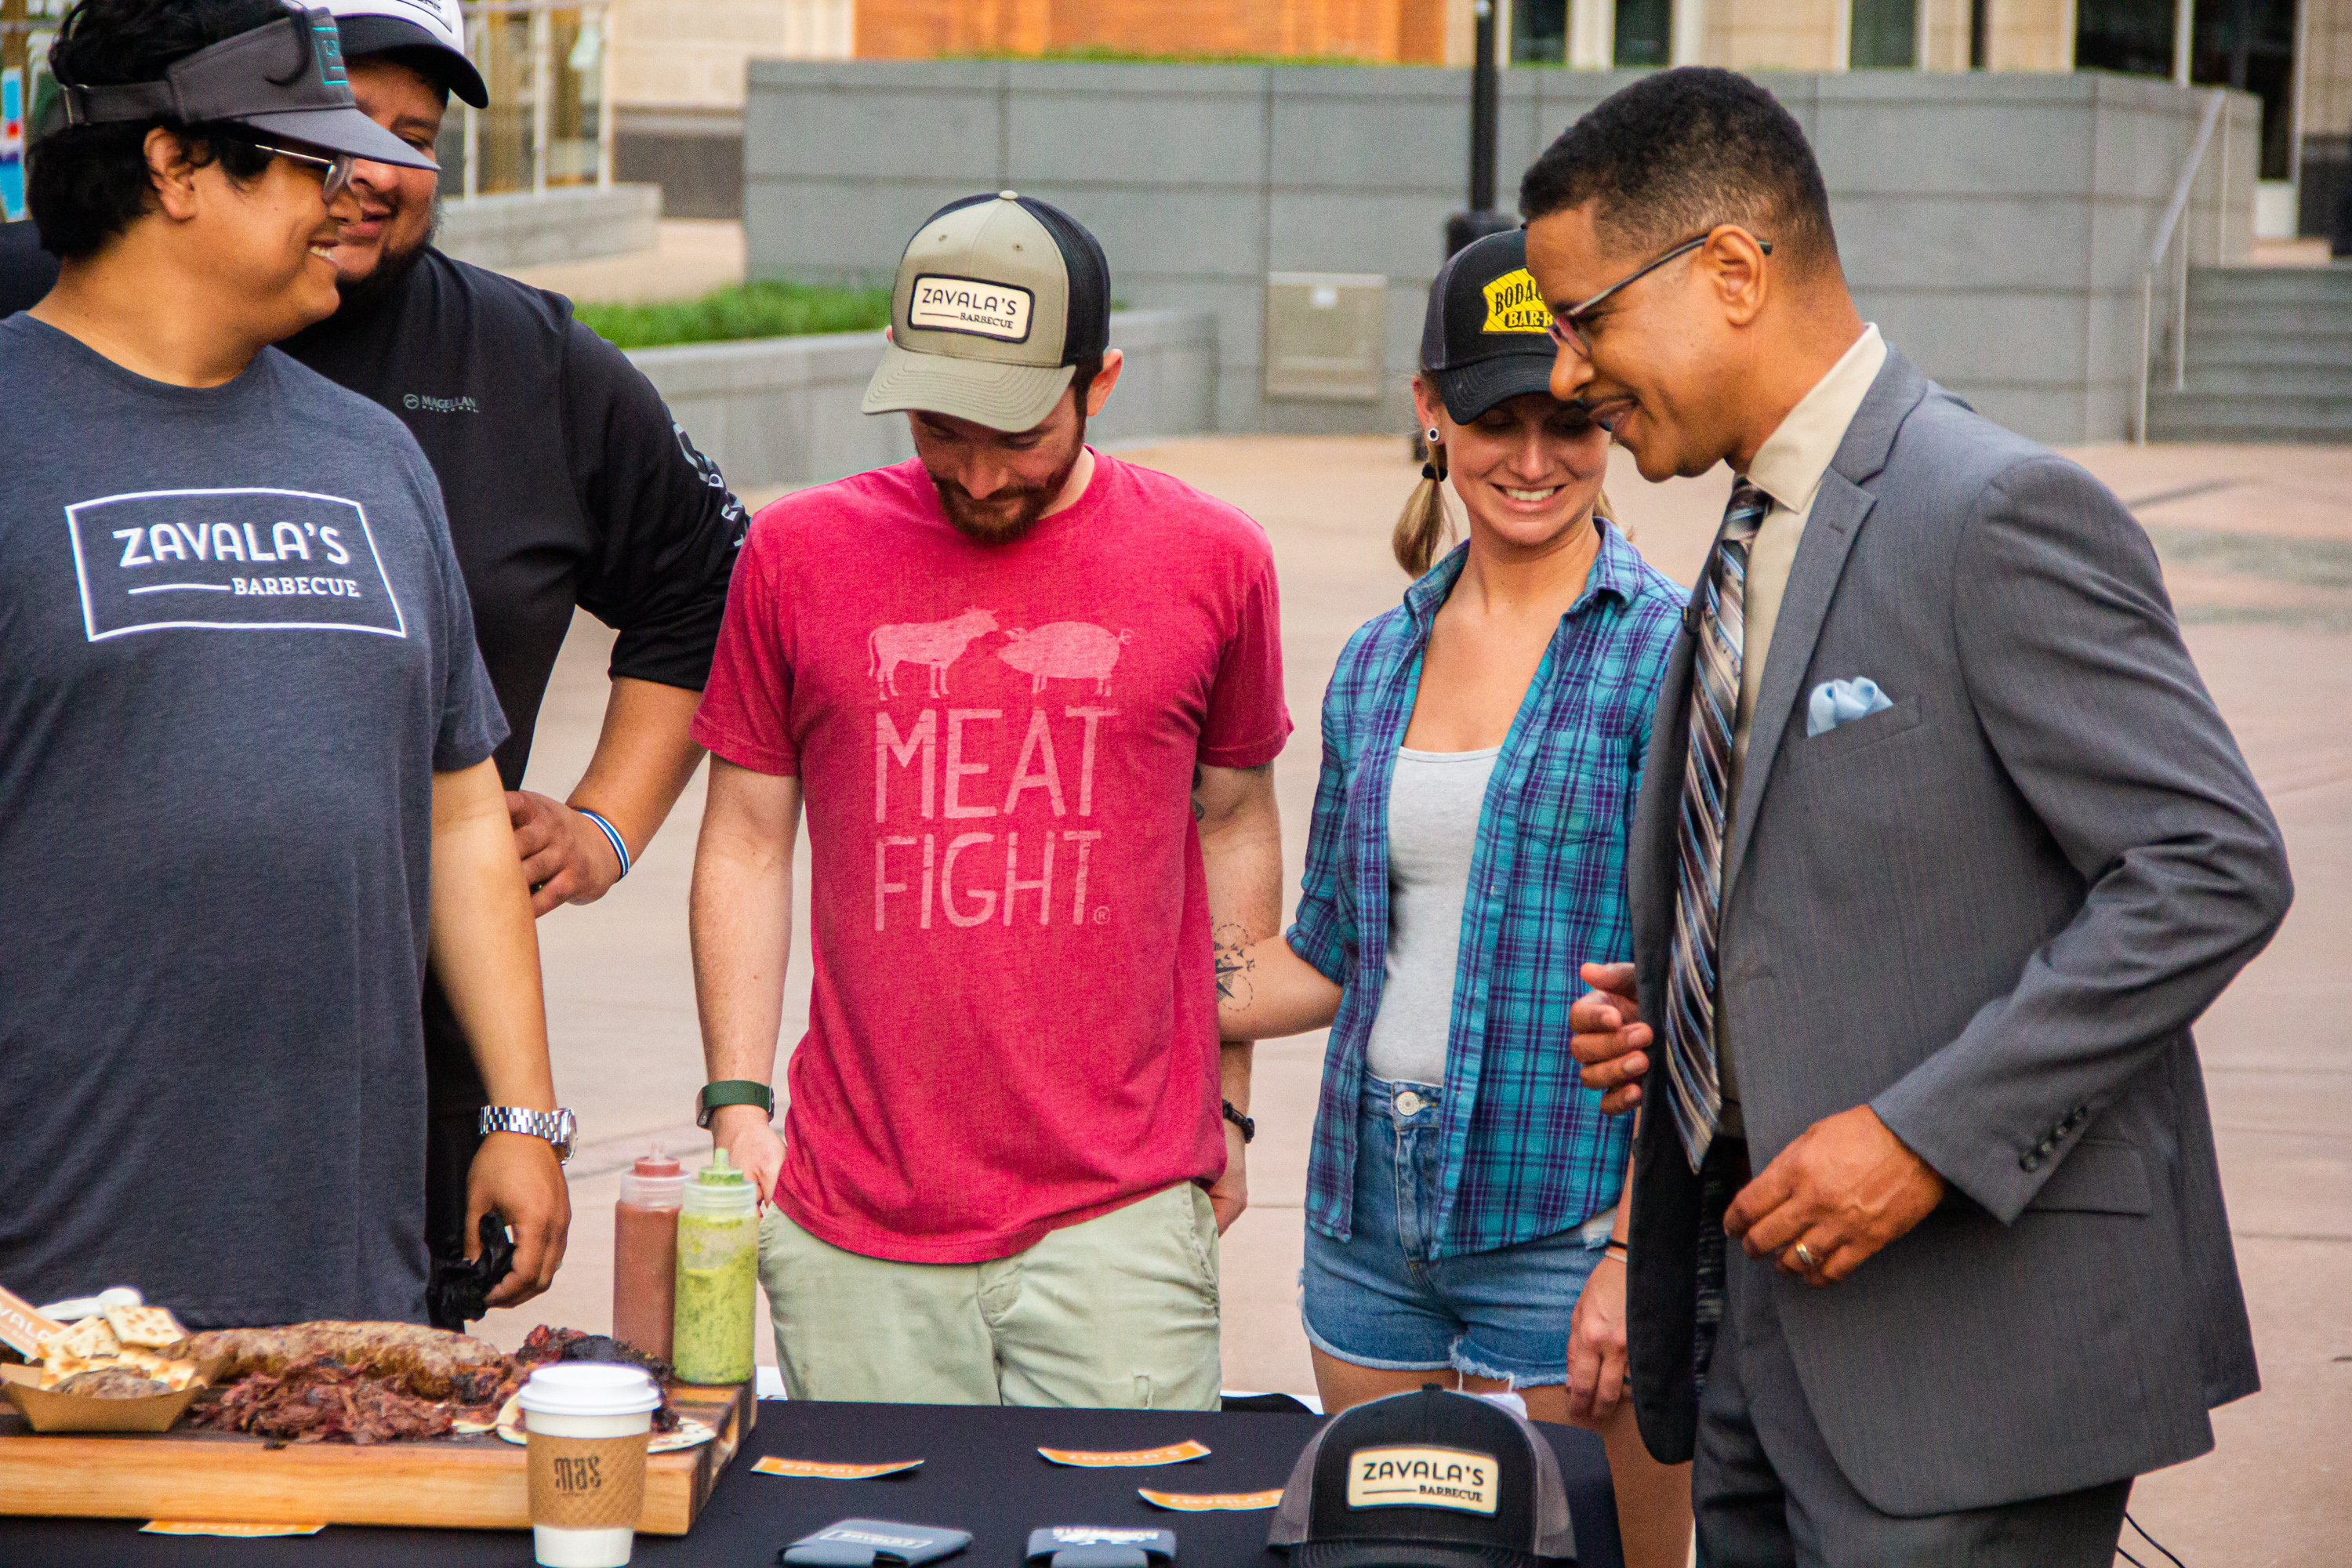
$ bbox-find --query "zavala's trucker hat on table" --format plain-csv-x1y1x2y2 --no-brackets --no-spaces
1421,227,1564,426
325,0,490,109
48,4,435,171
862,191,1112,434
1268,1387,1577,1568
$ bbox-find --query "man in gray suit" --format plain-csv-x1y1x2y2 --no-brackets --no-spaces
1519,69,2293,1564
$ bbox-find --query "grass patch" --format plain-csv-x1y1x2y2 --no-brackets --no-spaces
575,279,891,350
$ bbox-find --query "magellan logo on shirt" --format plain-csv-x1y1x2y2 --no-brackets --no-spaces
1346,1446,1500,1515
65,487,406,641
1480,268,1552,335
909,275,1034,342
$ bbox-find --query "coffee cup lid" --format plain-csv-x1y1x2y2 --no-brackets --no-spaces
517,1363,661,1417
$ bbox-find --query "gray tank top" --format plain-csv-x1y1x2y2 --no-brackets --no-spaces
1364,745,1501,1088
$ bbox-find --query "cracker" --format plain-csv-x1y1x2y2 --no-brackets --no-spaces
41,1316,120,1365
115,1348,198,1388
103,1305,186,1349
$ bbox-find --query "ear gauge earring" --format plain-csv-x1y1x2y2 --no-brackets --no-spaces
1426,427,1442,443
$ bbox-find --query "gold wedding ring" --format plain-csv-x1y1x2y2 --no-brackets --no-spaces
1791,1241,1817,1271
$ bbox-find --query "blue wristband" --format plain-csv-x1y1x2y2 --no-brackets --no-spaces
576,807,630,880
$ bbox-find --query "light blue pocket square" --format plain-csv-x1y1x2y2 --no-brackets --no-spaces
1807,677,1894,738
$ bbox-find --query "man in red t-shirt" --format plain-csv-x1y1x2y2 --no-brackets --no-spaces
689,194,1290,1407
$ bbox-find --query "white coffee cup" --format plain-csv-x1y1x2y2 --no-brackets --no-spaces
518,1363,662,1568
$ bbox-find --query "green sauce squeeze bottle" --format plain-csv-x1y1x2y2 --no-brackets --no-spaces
671,1149,758,1385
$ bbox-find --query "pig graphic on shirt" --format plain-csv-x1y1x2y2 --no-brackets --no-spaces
869,608,1000,699
996,622,1133,695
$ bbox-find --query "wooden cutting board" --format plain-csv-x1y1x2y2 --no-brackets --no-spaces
0,1381,752,1534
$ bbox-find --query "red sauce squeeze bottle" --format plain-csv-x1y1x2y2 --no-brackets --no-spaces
612,1148,685,1361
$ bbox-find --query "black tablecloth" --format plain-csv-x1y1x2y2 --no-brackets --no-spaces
1,1399,1624,1567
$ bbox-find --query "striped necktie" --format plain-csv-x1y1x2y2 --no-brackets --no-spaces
1663,479,1770,1171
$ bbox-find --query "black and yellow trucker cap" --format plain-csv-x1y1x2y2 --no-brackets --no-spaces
862,191,1112,434
1420,228,1563,426
1268,1387,1576,1568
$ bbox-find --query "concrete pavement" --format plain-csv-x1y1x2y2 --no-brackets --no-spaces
492,435,2348,1566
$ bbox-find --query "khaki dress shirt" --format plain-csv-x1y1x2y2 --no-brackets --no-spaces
1715,323,1887,1134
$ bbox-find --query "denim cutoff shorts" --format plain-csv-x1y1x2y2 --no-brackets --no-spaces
1301,1075,1613,1388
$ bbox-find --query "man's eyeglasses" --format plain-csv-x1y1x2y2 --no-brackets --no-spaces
242,137,356,204
1546,230,1773,358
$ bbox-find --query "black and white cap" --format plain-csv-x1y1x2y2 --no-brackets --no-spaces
325,0,488,108
1268,1388,1577,1568
1420,228,1564,425
862,191,1113,434
53,5,434,169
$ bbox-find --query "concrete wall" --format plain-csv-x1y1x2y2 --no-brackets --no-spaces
627,307,1218,495
742,60,2255,446
435,185,664,270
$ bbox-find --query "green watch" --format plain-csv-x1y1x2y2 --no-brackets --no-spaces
697,1080,775,1129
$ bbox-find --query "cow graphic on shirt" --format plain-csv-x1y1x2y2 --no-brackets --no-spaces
996,622,1133,695
869,607,1000,699
867,609,1136,935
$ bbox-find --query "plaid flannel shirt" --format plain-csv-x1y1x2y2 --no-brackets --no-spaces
1287,522,1685,1257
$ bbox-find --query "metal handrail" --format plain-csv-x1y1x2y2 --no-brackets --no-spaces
2134,90,2228,445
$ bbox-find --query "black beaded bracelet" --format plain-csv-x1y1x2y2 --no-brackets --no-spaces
1221,1099,1256,1145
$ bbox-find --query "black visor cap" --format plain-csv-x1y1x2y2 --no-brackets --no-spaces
55,10,434,171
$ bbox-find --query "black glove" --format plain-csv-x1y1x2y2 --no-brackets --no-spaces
426,1210,515,1329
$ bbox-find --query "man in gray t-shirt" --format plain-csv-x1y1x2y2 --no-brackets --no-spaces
1,0,572,1326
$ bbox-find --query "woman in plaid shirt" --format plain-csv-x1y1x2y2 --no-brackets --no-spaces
1218,232,1690,1567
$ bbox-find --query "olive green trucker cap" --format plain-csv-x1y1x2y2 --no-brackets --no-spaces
862,191,1112,434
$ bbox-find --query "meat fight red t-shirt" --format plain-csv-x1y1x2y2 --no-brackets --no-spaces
692,452,1291,1262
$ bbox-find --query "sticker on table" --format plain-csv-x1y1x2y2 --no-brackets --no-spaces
753,1455,927,1480
143,1522,328,1537
1037,1440,1210,1468
1138,1487,1285,1512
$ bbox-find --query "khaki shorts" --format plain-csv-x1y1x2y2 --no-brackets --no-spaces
759,1181,1222,1410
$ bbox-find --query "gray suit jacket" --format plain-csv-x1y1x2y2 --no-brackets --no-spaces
1623,349,2291,1515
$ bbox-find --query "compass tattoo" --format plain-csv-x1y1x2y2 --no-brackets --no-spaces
1213,920,1254,1011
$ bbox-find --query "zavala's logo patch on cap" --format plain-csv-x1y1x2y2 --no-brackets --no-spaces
1345,1445,1498,1515
909,274,1034,343
1480,268,1552,335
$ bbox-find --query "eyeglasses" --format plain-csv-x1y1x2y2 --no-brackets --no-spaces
242,137,356,204
1546,230,1773,358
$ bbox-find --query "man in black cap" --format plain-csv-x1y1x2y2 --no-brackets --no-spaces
1,0,572,1326
270,0,746,1317
5,10,746,1311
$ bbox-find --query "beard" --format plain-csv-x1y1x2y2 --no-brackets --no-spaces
336,200,440,314
928,411,1087,546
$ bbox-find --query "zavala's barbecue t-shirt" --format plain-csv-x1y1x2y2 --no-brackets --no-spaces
0,316,506,1327
692,452,1290,1263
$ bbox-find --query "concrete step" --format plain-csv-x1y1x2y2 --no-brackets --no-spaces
2166,364,2352,397
2145,389,2352,443
2173,303,2352,337
2183,333,2352,368
2187,265,2352,307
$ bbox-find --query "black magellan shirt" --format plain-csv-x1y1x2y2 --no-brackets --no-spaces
281,248,747,1107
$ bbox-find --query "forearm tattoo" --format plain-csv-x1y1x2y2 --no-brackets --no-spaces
1213,920,1254,1011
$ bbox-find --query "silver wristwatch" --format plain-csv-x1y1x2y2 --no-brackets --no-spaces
479,1105,577,1163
